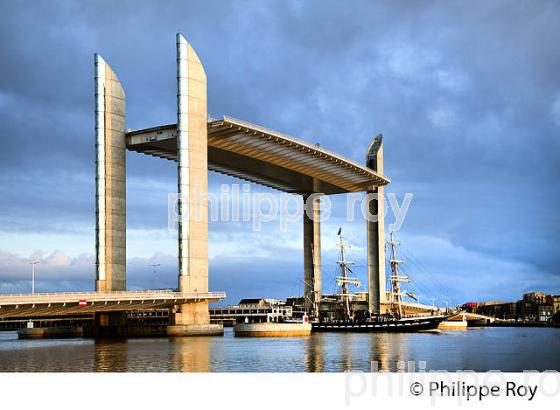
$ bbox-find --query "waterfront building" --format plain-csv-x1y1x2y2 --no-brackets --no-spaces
209,299,293,325
553,295,560,315
538,305,553,322
476,301,518,320
523,292,547,304
470,291,558,322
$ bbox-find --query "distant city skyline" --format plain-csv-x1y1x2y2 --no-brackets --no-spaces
0,0,559,305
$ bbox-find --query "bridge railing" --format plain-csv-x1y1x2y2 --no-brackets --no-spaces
0,289,176,297
0,290,226,304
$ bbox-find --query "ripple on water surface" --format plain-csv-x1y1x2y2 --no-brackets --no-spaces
0,327,558,372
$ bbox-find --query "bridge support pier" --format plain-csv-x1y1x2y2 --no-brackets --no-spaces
85,312,130,338
94,311,127,327
168,302,223,336
303,194,322,315
18,326,83,339
167,302,224,336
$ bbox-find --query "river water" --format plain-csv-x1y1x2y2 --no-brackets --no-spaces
0,327,558,372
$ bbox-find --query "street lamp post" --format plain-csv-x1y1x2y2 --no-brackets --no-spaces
149,264,161,289
29,260,40,294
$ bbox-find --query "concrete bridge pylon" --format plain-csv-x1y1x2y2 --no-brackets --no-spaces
94,34,222,336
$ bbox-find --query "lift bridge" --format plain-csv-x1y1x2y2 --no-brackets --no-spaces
1,34,390,336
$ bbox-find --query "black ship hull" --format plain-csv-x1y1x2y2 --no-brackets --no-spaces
311,315,448,332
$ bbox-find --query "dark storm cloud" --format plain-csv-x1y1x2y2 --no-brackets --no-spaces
0,0,559,301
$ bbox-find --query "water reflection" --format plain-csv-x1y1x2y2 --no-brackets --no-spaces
304,332,324,372
369,333,408,371
94,339,129,372
340,333,353,371
0,327,558,372
304,332,413,372
168,336,211,372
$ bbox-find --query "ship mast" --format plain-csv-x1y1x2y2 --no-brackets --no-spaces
336,228,360,319
388,232,410,318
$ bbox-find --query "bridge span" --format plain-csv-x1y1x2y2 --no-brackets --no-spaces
0,290,225,319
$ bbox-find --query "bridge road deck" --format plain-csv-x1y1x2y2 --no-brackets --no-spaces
0,290,225,318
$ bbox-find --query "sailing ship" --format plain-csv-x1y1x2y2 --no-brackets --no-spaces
311,229,448,332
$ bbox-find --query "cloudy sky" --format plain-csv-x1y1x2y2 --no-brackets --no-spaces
0,0,558,306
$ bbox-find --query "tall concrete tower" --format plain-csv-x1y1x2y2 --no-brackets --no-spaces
95,54,126,292
93,36,220,335
169,33,213,333
303,193,322,314
366,135,386,314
